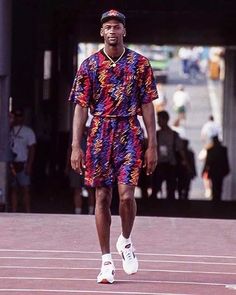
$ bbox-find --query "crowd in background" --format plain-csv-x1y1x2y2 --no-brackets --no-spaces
6,45,229,213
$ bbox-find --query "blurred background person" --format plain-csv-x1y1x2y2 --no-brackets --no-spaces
9,109,36,212
151,111,185,200
199,115,221,198
200,115,222,149
176,139,197,200
153,83,167,113
178,47,191,77
202,135,230,202
172,84,191,121
208,47,225,81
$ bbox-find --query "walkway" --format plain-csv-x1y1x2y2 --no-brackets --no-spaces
0,213,235,294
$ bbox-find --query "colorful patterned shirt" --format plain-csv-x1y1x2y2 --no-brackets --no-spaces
69,48,157,117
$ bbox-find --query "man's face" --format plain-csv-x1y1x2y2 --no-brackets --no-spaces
157,117,168,128
14,115,24,126
100,19,126,46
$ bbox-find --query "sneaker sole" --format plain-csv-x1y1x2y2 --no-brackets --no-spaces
97,278,114,284
123,268,138,275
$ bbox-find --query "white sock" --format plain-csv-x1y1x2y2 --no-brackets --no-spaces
119,233,131,245
75,207,82,214
102,253,112,263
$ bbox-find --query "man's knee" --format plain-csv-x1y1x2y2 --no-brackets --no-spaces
119,185,135,204
96,187,112,208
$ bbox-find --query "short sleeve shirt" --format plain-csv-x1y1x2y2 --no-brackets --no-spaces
10,125,36,162
69,48,158,117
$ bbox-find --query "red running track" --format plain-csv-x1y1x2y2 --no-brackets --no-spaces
0,213,236,294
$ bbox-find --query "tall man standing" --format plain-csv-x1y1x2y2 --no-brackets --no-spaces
69,10,158,284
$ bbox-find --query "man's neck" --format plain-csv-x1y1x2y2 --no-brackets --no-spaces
161,125,171,131
104,45,124,58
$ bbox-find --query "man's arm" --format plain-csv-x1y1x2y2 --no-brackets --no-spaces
141,102,157,175
71,104,88,174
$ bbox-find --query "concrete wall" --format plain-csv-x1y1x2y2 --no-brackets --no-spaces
223,48,236,200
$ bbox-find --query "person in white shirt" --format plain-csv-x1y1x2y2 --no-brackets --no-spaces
200,115,221,148
172,84,191,121
10,109,36,213
153,83,167,113
199,115,221,199
178,47,192,76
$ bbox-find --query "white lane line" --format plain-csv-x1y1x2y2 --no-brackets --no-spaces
0,265,236,275
0,289,190,295
225,284,236,290
0,276,228,287
0,249,235,260
0,256,235,266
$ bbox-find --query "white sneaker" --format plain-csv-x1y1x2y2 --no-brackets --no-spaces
116,235,138,275
97,261,115,284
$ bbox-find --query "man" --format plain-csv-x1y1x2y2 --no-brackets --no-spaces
69,10,157,284
176,139,197,200
151,111,185,200
202,135,230,201
172,84,191,121
200,115,221,149
199,115,221,198
9,109,36,212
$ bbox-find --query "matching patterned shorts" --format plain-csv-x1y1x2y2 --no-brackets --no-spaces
85,116,144,187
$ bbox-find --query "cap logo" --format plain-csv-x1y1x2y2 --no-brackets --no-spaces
108,10,119,16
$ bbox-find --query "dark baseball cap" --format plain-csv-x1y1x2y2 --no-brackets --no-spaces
101,9,126,25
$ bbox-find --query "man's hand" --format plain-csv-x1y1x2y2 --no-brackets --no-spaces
71,146,85,175
143,146,157,175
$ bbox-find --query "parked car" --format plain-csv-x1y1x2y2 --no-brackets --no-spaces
148,46,171,83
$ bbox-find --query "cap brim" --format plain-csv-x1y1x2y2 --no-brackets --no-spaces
101,16,125,25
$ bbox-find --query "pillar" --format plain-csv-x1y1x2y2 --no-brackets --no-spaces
0,0,11,206
222,48,236,200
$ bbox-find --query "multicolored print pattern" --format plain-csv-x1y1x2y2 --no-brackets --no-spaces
85,116,144,187
69,48,158,187
69,48,157,117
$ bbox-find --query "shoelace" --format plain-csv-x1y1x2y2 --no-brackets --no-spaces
122,245,136,261
124,250,133,261
101,261,115,274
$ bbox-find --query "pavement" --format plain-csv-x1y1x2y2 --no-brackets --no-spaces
0,213,236,295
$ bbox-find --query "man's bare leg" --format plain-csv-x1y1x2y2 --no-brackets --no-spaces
116,183,138,275
118,184,136,238
95,187,112,254
22,186,31,213
95,186,115,284
10,188,18,212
